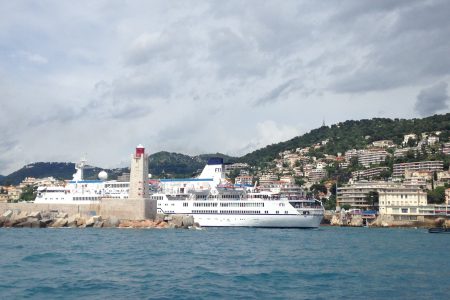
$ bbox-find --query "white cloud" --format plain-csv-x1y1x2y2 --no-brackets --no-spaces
0,0,449,174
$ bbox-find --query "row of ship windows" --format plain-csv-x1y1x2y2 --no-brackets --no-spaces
220,210,261,214
193,203,218,207
190,210,291,214
73,196,99,201
221,203,264,208
194,195,242,200
151,196,165,200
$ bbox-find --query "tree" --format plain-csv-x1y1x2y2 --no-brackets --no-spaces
20,185,37,201
427,186,446,204
324,195,336,210
364,191,379,210
310,183,327,197
342,204,351,211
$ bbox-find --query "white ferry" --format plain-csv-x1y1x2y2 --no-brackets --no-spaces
34,159,129,204
35,157,324,228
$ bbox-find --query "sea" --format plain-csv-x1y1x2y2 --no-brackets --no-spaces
0,227,449,300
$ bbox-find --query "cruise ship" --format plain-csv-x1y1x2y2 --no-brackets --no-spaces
153,158,324,228
34,150,324,228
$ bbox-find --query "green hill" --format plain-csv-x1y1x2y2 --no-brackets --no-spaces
0,152,237,185
239,113,450,166
149,151,236,178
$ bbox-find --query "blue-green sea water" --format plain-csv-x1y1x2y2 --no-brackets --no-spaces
1,227,449,299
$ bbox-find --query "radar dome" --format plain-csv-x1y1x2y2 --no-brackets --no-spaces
98,171,108,181
148,174,152,179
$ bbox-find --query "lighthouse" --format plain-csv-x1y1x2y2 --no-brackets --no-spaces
128,144,150,199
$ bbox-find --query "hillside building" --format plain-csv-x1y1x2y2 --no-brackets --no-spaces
403,134,417,146
393,161,443,177
235,175,253,186
351,167,389,180
372,140,395,148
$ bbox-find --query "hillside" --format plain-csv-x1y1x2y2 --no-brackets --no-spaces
239,113,450,166
149,151,236,177
0,162,126,185
0,152,236,185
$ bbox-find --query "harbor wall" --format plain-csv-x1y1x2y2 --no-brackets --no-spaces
99,198,157,220
0,198,157,221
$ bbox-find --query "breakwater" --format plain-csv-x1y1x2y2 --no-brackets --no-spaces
0,201,198,229
323,210,450,228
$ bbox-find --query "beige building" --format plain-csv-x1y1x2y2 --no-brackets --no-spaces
372,140,395,148
308,169,327,183
235,175,253,186
337,181,425,209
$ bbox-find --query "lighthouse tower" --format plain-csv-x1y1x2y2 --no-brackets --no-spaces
128,144,150,199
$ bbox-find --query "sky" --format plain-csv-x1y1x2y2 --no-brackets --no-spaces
0,0,449,174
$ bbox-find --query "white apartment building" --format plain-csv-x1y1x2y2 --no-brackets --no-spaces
337,181,398,209
403,134,417,145
235,175,253,186
358,149,389,167
372,140,395,148
351,167,389,180
393,161,443,177
308,169,327,183
427,136,439,146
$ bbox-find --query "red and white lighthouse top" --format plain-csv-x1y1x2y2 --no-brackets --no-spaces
136,144,145,157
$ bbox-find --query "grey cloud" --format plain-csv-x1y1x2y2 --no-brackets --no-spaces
328,0,450,94
208,27,270,79
414,81,449,116
255,79,299,106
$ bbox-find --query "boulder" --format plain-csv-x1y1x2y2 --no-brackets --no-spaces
103,217,120,228
51,218,68,228
56,212,68,219
349,215,363,227
85,217,96,227
40,212,51,219
2,210,13,218
170,215,183,227
155,214,166,223
181,215,194,227
93,221,104,228
41,218,54,225
27,212,42,220
14,221,33,228
31,220,46,228
0,216,6,227
67,216,78,228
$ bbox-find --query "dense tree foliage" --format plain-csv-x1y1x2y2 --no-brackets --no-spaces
238,113,450,166
149,151,236,178
427,186,448,204
19,185,36,202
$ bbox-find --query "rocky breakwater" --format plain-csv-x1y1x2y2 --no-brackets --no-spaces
330,211,364,227
0,209,200,229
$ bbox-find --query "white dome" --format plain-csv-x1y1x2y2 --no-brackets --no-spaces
98,171,108,181
148,174,152,179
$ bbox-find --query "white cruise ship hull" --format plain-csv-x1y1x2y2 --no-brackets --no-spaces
189,213,323,228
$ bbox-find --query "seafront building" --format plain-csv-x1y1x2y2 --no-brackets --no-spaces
338,180,449,221
337,181,400,209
